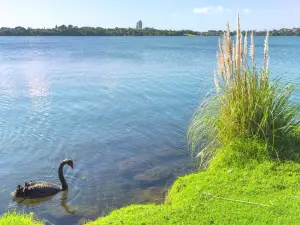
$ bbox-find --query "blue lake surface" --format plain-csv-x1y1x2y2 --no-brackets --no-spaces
0,36,299,224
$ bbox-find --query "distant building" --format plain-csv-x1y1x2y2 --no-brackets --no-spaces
136,20,143,30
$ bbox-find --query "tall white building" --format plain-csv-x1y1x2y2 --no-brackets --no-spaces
136,20,143,30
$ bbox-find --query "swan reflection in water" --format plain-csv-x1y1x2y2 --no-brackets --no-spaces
12,189,77,214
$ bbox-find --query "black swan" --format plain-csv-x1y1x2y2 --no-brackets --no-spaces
12,159,74,199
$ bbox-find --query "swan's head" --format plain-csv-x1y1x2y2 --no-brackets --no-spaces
64,159,74,169
11,185,26,199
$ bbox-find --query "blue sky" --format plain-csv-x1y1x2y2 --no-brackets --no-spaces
0,0,299,30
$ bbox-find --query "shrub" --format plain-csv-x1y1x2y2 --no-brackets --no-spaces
187,15,300,167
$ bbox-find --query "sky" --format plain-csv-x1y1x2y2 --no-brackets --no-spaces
0,0,299,31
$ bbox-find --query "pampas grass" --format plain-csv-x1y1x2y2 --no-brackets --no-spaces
187,14,300,167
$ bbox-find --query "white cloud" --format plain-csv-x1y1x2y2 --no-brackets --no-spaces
243,9,251,14
193,6,231,14
170,13,178,16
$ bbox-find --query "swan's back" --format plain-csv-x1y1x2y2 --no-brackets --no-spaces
12,181,62,199
24,181,62,198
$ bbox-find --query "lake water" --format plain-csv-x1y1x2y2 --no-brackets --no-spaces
0,36,300,224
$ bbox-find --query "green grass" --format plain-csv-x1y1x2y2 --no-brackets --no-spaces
0,211,43,225
86,161,300,224
85,138,300,225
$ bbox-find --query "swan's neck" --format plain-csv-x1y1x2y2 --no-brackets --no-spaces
58,162,68,191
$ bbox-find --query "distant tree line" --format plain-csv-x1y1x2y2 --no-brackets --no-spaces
203,29,300,36
0,25,199,36
0,25,299,36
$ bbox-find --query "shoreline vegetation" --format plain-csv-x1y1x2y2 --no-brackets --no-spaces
1,25,300,36
2,15,300,224
0,211,43,225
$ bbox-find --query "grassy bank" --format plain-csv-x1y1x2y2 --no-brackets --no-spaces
87,155,300,224
184,33,197,36
0,211,43,225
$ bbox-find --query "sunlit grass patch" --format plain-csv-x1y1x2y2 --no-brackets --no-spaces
0,211,43,225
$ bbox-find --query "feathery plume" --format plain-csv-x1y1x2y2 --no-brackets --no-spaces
240,32,243,67
236,13,241,73
214,70,220,93
264,31,269,73
250,31,255,72
243,31,248,59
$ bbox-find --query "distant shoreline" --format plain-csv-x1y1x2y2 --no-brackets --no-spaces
0,26,299,36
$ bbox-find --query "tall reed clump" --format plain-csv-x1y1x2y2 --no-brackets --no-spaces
187,14,300,167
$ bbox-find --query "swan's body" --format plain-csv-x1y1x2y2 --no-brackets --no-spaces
12,159,74,199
